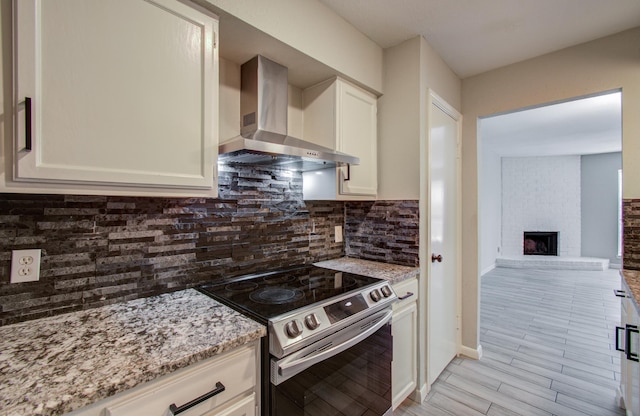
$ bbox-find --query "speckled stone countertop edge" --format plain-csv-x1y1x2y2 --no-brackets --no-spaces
621,269,640,314
314,257,420,285
0,289,266,416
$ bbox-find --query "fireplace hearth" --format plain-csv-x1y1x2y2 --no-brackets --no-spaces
523,231,558,256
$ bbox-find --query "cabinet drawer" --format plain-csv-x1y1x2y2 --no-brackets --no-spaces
393,277,419,309
204,393,256,416
104,344,256,416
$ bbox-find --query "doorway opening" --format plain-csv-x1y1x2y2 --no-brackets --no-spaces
478,90,622,274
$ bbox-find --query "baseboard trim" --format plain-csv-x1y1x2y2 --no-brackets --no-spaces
459,344,483,360
616,386,626,410
481,263,496,276
412,383,429,404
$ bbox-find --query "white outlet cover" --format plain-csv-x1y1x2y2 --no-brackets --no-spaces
10,249,41,283
335,225,343,243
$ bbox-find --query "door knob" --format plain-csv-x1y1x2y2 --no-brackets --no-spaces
431,254,442,263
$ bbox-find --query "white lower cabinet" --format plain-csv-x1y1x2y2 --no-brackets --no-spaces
618,277,640,416
210,394,256,416
392,276,419,409
69,341,259,416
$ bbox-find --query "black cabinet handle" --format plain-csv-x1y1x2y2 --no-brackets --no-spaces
344,164,351,181
626,325,639,362
616,326,625,352
398,292,414,301
168,381,225,415
614,289,627,298
23,97,32,151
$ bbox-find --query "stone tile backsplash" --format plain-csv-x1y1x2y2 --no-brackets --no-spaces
0,165,345,325
345,201,419,267
624,199,640,270
0,164,420,326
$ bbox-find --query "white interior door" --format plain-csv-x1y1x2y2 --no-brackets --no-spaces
428,92,461,385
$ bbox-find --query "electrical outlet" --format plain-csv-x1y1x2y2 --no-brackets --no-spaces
335,226,343,243
10,249,41,283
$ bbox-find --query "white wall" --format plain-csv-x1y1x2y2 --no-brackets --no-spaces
502,156,581,257
378,37,422,200
377,35,461,200
478,141,501,274
581,152,621,265
200,0,383,92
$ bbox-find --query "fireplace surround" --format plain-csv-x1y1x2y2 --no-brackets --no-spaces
523,231,558,256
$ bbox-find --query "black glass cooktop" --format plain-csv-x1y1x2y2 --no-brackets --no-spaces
197,265,382,322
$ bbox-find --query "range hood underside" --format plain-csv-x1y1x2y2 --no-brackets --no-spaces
218,136,353,171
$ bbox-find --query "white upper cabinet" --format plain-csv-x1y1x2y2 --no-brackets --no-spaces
13,0,218,192
302,78,377,199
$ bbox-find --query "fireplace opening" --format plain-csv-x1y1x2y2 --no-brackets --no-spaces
523,232,558,256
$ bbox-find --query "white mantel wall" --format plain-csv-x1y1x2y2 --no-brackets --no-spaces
501,156,581,257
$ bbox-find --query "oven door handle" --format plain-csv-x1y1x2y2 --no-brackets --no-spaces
272,309,393,385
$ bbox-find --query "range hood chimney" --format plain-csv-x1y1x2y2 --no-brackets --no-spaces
218,55,359,171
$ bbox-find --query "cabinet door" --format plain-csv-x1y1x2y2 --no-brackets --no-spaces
14,0,218,190
628,299,640,416
337,81,377,197
391,277,419,409
620,292,629,410
392,300,418,409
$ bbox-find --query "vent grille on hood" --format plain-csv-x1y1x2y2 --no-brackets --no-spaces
218,55,359,171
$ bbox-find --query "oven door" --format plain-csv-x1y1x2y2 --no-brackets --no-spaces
270,309,393,416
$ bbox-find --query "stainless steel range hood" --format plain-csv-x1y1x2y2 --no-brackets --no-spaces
218,55,359,171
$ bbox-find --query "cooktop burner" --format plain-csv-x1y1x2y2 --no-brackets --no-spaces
198,265,382,322
249,287,305,305
225,281,258,293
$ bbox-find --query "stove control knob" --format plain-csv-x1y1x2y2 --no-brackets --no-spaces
370,289,382,302
381,286,393,298
304,313,320,330
285,320,302,338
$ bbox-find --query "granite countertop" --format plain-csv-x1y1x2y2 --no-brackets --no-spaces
0,289,266,416
315,257,419,285
622,269,640,313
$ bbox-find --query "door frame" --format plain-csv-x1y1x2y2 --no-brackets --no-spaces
416,89,463,399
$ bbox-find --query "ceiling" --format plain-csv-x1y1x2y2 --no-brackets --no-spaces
317,0,640,79
480,91,622,157
316,1,632,157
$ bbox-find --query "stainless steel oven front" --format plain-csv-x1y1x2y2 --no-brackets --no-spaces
269,308,393,416
197,266,397,416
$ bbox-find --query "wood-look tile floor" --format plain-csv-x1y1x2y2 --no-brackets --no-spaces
394,267,624,416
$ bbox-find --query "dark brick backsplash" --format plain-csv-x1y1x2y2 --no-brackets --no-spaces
0,163,420,326
345,201,419,267
624,199,640,270
0,165,346,326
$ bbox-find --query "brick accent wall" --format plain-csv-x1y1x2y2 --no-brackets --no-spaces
502,156,582,257
624,199,640,270
0,165,344,326
344,201,419,267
